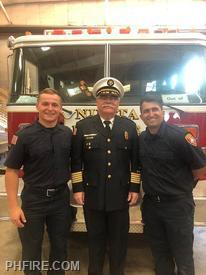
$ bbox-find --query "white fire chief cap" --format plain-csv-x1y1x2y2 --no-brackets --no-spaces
92,77,124,98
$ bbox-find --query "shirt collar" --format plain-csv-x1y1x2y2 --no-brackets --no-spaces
100,116,114,128
145,121,166,140
35,120,60,132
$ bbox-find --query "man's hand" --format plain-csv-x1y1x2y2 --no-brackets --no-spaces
73,192,85,205
128,192,139,206
9,206,26,228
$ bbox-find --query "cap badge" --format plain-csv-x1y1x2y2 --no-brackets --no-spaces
107,79,114,87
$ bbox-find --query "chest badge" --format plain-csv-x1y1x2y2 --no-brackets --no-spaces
84,133,97,140
124,131,129,140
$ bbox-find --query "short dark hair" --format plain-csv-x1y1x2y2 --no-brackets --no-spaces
140,94,163,113
37,88,62,103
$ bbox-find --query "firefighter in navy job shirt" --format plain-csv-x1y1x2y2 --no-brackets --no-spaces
71,77,141,275
139,95,206,275
5,88,72,275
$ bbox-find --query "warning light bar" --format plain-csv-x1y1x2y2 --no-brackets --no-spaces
43,26,206,36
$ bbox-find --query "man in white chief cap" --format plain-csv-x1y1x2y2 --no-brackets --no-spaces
71,77,141,275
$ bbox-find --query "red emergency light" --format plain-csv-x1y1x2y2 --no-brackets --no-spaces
87,28,101,34
51,29,66,35
138,28,149,34
119,27,131,34
72,29,83,35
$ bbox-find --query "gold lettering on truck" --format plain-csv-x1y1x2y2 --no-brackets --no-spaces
75,108,139,121
128,109,139,120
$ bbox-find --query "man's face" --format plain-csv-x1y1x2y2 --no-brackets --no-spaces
140,101,164,130
36,93,62,125
96,94,120,118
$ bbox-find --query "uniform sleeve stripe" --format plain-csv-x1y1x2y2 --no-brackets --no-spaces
72,175,82,179
131,172,141,184
72,172,83,184
72,178,82,182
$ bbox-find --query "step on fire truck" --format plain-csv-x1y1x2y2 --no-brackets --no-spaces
7,26,206,232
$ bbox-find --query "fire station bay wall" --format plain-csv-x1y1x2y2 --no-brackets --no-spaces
0,0,194,99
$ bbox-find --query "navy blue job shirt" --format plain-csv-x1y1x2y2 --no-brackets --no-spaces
139,121,206,195
5,121,72,188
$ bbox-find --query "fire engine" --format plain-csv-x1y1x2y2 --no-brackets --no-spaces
7,26,206,232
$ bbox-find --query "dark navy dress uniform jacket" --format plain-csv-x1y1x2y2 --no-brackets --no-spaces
71,114,141,211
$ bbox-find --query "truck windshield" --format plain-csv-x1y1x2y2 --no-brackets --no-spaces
10,45,105,104
111,44,206,105
10,43,206,105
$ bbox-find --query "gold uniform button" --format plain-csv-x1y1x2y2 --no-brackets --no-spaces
108,162,111,166
107,150,111,154
107,138,111,142
108,174,112,179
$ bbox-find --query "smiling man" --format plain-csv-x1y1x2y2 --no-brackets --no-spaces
71,77,141,275
5,88,72,275
139,94,206,275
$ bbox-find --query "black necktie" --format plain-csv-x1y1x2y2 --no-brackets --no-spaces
104,121,111,136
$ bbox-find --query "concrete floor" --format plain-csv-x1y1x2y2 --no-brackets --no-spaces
0,221,206,275
1,175,206,274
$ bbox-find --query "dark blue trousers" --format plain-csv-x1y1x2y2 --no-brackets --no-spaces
84,207,129,275
18,187,71,275
142,195,195,275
